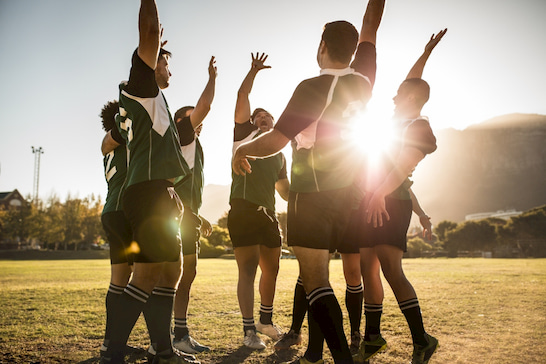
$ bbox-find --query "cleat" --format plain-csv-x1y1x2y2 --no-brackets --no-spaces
350,331,362,354
411,333,438,364
256,321,282,340
243,329,266,350
353,334,387,363
152,348,200,364
274,329,303,350
173,335,211,354
100,343,145,356
280,357,324,364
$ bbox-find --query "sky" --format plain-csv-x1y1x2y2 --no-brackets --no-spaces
0,0,545,203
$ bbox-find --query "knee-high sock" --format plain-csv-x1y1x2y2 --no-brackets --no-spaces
143,287,176,355
308,287,353,364
108,284,149,355
290,277,308,333
399,298,427,346
345,283,363,334
103,283,125,346
363,303,383,341
304,300,324,363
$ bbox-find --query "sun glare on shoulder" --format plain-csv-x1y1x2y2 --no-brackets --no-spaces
349,107,395,165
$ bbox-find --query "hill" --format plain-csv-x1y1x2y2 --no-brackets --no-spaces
412,113,546,222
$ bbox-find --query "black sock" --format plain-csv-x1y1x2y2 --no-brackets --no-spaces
103,283,125,346
308,287,352,363
174,317,189,340
143,287,176,355
345,283,363,335
399,298,427,346
364,302,383,341
259,304,273,325
108,284,149,356
290,277,308,333
243,317,256,334
304,300,324,363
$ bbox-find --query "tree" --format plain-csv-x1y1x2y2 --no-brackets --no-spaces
444,220,496,257
406,236,432,258
277,211,287,247
217,211,228,229
434,220,458,243
207,225,231,248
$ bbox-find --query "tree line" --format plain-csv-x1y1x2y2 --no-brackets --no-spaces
1,195,544,258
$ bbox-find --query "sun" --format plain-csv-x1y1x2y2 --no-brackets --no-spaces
349,106,396,166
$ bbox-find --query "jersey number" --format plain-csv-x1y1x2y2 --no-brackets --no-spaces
104,151,117,182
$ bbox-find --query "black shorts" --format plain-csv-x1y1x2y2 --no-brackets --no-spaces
360,197,412,252
101,211,133,265
227,199,281,249
180,207,201,256
287,186,353,251
122,180,182,263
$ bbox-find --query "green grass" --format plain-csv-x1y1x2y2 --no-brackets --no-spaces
0,258,545,363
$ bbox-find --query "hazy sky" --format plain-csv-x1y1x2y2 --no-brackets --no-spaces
1,0,545,202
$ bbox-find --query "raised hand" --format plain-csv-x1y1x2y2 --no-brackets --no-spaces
251,52,271,71
208,56,217,79
425,28,447,54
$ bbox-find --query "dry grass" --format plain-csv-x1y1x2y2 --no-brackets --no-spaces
0,257,545,363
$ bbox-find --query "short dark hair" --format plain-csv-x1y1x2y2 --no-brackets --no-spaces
321,21,359,64
174,106,194,122
402,78,430,107
100,100,119,131
251,108,273,122
159,47,172,60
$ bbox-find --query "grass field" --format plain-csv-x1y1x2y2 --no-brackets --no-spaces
0,257,545,363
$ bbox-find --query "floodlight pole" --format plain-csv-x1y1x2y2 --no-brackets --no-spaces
31,146,44,202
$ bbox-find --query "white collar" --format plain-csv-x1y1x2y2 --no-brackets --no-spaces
320,67,354,76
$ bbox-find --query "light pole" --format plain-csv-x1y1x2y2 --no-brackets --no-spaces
31,146,44,201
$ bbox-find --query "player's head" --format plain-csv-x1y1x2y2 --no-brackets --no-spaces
393,78,430,119
251,108,274,132
174,106,194,122
100,100,119,132
318,21,359,66
155,48,172,89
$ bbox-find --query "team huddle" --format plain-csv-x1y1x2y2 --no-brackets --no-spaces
98,1,446,364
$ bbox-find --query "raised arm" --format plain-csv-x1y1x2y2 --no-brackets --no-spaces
358,0,386,45
189,56,217,129
234,53,271,124
406,28,447,79
137,0,161,70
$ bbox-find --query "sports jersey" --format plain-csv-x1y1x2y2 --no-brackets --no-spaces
102,140,127,215
386,116,437,200
117,50,190,187
230,120,287,212
174,116,204,213
274,42,376,193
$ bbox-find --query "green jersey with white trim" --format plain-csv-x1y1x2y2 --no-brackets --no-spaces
174,116,204,213
117,50,190,187
230,121,287,212
102,143,127,214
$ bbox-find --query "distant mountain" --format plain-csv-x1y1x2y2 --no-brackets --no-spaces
202,114,546,224
412,113,546,222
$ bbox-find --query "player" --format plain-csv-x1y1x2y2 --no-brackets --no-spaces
228,53,290,350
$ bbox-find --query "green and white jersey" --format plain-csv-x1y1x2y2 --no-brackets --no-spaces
174,116,204,213
117,50,190,187
230,121,287,212
102,143,127,214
